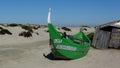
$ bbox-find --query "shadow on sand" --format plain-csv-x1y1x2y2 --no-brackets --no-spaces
43,52,55,60
43,52,71,60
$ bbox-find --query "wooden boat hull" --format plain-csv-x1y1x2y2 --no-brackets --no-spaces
48,23,90,60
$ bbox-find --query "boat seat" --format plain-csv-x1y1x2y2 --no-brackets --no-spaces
60,32,88,44
67,35,84,44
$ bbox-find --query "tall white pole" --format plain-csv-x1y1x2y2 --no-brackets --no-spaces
48,8,51,23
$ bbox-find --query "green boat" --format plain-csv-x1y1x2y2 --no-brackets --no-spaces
48,8,90,60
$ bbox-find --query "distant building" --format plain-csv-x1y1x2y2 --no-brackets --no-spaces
92,20,120,49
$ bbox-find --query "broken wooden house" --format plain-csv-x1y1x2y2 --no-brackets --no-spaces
92,20,120,49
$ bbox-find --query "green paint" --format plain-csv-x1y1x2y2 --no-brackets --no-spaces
48,23,90,60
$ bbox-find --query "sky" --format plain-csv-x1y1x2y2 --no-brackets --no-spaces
0,0,120,26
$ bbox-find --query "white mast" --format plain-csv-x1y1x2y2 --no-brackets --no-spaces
48,8,51,23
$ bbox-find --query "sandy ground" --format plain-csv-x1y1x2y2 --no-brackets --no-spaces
0,26,120,68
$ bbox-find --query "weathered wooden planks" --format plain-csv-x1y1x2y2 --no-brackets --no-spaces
109,28,120,48
92,28,111,49
92,20,120,49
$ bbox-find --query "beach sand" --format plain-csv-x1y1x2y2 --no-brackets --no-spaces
0,26,120,68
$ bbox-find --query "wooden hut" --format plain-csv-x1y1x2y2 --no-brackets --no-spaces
92,20,120,49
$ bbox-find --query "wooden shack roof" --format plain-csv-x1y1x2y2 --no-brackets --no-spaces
96,20,120,29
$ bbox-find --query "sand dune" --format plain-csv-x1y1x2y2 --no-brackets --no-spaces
0,25,120,68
